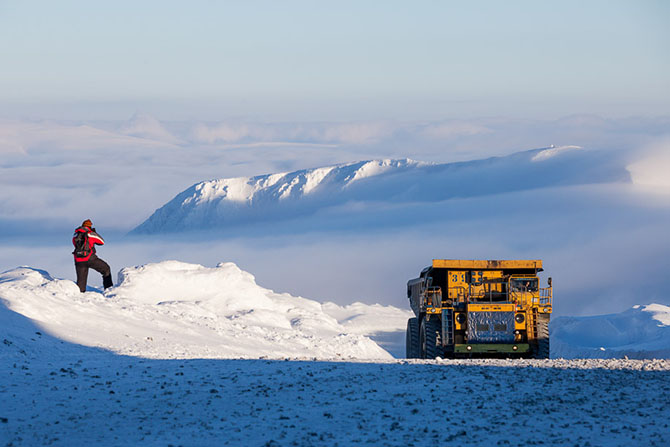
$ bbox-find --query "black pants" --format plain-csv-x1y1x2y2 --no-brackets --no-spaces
75,254,112,292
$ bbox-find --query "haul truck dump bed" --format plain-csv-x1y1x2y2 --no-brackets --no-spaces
406,259,552,359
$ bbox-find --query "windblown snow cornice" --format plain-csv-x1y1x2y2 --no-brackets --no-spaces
132,147,629,234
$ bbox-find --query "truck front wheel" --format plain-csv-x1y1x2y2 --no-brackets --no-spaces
532,314,550,359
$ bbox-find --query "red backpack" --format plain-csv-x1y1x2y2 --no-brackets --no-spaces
72,228,91,258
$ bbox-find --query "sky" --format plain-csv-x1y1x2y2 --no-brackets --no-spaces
0,1,669,317
1,1,668,120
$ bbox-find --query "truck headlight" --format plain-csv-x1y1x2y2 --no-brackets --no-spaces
456,313,466,324
515,313,525,324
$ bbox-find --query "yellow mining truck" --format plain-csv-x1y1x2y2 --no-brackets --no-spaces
406,260,552,359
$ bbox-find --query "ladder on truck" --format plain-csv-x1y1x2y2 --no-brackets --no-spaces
529,307,539,339
442,308,455,351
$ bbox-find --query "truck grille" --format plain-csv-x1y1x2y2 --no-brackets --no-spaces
467,311,515,343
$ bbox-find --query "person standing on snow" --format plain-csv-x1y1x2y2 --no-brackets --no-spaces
72,219,113,293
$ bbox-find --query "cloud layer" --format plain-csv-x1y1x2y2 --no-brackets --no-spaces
2,114,667,231
1,114,668,318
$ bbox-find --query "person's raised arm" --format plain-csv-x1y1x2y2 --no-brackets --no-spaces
88,229,105,246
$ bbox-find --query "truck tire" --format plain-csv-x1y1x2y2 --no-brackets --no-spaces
532,314,550,359
420,316,442,359
405,318,420,358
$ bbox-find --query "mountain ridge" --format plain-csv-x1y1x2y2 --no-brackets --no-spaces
132,146,629,234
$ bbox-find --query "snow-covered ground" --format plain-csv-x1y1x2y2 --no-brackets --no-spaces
3,348,669,445
3,262,670,445
552,304,670,359
0,262,410,361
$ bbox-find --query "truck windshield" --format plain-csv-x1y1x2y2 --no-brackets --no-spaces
511,278,538,292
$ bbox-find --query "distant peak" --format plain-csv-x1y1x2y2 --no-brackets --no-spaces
531,145,582,162
119,112,180,144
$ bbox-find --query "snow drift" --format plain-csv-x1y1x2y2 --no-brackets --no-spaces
551,304,670,359
132,146,630,233
0,261,410,360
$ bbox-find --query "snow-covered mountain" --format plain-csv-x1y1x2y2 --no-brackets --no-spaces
551,304,670,359
133,146,630,233
0,261,411,361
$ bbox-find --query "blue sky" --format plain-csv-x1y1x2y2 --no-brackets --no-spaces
0,1,669,314
1,0,668,120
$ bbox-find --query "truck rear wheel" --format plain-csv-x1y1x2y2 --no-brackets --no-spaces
406,318,420,358
420,317,442,359
532,314,550,359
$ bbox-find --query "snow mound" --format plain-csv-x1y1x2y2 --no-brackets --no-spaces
551,304,670,359
0,262,396,360
133,147,629,234
321,301,412,336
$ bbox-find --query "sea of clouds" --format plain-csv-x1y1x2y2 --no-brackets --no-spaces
1,114,669,317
